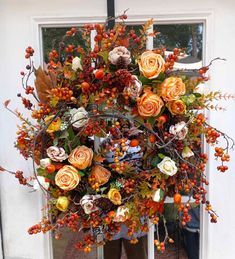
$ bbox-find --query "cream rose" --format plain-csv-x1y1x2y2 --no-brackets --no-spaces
46,146,68,162
39,158,51,168
157,157,178,176
138,51,165,79
124,75,143,99
68,146,93,170
55,165,81,191
169,121,188,140
80,195,100,214
70,107,88,129
137,89,164,117
72,57,83,71
108,46,131,66
160,77,186,102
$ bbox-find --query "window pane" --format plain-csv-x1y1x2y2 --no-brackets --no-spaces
153,24,203,67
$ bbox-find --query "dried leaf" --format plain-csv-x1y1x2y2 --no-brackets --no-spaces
0,166,6,172
34,66,56,103
94,155,106,163
4,99,11,108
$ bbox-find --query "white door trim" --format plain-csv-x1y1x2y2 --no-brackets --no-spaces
31,10,214,259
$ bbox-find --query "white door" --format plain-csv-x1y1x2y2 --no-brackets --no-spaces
1,1,235,259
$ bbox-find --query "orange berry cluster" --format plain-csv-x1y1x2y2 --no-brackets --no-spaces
31,103,51,119
164,48,181,70
88,174,100,191
56,213,79,232
178,203,191,226
75,234,95,253
48,50,59,60
154,240,166,252
28,218,51,234
66,27,77,37
25,86,34,95
214,147,230,172
25,46,34,59
205,127,220,144
50,87,73,102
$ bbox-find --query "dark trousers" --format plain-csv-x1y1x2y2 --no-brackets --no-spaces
182,229,199,259
104,236,147,259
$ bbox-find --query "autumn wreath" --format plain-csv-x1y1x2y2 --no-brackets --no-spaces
2,15,234,253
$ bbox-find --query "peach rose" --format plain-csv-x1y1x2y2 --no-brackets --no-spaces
160,77,186,102
55,165,81,191
91,165,111,186
68,146,93,170
108,188,122,205
138,51,165,79
137,89,164,117
166,100,186,115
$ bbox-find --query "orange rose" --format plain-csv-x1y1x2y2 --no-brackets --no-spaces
91,165,111,186
166,100,186,115
138,51,165,79
55,165,80,191
68,146,93,170
137,89,164,117
160,77,186,102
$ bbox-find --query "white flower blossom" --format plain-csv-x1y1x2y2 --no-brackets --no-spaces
108,46,131,66
46,146,68,162
169,121,188,140
70,107,88,129
33,176,50,191
157,156,178,176
72,57,83,71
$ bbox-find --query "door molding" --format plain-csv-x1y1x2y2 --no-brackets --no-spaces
31,10,214,259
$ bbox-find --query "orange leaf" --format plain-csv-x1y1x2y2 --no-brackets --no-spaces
94,155,106,163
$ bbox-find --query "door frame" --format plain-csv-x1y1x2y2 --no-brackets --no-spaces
31,10,214,259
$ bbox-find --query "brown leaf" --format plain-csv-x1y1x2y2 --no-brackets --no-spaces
34,66,57,103
0,166,6,172
4,99,11,108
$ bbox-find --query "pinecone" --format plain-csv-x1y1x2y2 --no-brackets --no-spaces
94,197,116,212
74,180,88,195
116,56,128,69
115,69,133,91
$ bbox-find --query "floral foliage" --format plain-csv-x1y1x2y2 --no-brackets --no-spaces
2,14,235,253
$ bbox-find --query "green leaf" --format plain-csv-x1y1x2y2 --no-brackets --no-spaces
53,138,59,146
37,167,46,176
59,130,69,139
139,75,152,84
147,116,156,126
97,50,109,64
46,172,57,181
151,156,161,167
77,170,85,177
158,153,166,160
193,93,202,98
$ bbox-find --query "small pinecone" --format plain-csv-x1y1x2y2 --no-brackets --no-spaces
115,69,132,89
94,197,116,212
116,56,128,69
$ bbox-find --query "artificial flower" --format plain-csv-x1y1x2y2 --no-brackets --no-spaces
152,188,164,202
137,89,164,117
166,100,186,115
44,115,62,134
70,107,88,129
138,50,165,79
68,146,93,170
91,165,111,186
46,146,68,162
33,176,50,191
108,46,131,66
124,75,143,99
157,156,178,176
113,206,129,222
160,77,186,102
108,188,122,205
80,195,100,214
72,57,83,71
182,146,194,158
169,121,188,140
55,165,80,191
39,158,51,168
56,196,69,212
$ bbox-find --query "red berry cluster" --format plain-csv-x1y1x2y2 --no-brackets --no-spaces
25,86,34,95
165,48,181,70
66,27,77,37
178,203,191,226
15,170,28,185
31,103,51,119
50,87,73,102
25,46,34,59
28,219,51,234
75,234,95,253
56,213,79,232
124,179,136,193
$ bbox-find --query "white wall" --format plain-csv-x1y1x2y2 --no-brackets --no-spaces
0,0,235,258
